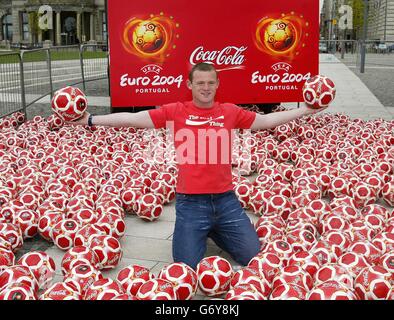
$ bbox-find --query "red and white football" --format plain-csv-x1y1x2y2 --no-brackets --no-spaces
158,262,198,300
302,75,336,109
51,86,87,121
116,264,154,297
196,256,233,297
17,251,56,290
136,279,177,300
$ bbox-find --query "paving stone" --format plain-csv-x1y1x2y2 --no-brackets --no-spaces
124,215,175,240
121,236,173,263
149,261,170,277
52,274,64,285
15,235,54,261
160,202,177,222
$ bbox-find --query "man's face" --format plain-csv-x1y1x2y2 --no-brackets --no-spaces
187,70,219,107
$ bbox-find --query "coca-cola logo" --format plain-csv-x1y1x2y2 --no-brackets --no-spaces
82,278,95,292
189,46,247,71
50,289,68,296
107,255,120,265
160,282,173,290
135,269,148,278
84,291,98,300
201,260,213,269
322,282,342,290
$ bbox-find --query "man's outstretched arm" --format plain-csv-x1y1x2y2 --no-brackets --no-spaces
250,104,326,131
68,110,155,128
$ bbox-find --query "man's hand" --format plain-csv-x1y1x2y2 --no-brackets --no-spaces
303,103,329,115
66,111,90,126
250,103,329,131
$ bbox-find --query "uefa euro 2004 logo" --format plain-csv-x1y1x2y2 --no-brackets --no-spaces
254,12,310,60
133,21,166,54
121,13,179,62
264,19,296,52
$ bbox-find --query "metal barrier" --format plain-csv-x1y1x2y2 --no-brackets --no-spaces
358,40,394,67
21,48,52,108
0,44,109,118
319,39,358,55
319,40,394,68
0,52,25,117
49,45,82,93
80,43,109,92
3,40,390,118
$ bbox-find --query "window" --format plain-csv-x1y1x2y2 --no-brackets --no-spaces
2,14,13,41
102,11,107,42
21,12,29,41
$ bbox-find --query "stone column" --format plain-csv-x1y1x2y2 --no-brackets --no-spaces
38,30,42,43
77,11,81,42
56,11,61,45
12,9,21,43
0,9,5,41
96,10,103,42
90,13,95,40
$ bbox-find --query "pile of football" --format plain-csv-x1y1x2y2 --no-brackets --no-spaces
231,111,394,299
0,109,178,299
1,103,393,299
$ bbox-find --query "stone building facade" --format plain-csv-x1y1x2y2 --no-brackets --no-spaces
0,0,107,46
368,0,394,42
320,0,394,42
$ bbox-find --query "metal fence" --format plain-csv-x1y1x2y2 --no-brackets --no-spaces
80,43,109,91
1,40,392,118
319,40,394,68
0,52,25,118
0,44,108,118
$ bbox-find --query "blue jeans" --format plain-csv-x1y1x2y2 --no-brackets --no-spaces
173,190,260,270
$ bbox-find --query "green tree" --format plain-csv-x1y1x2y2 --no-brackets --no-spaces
28,11,40,43
350,0,365,39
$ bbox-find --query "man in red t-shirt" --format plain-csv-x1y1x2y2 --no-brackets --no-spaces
72,63,326,269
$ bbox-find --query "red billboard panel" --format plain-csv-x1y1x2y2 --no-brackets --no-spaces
107,0,319,107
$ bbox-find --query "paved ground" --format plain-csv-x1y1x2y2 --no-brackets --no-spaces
7,54,394,300
333,52,394,109
313,54,394,120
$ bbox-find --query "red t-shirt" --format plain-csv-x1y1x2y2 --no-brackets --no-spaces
148,101,256,194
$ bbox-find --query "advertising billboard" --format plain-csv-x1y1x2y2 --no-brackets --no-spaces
107,0,319,107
